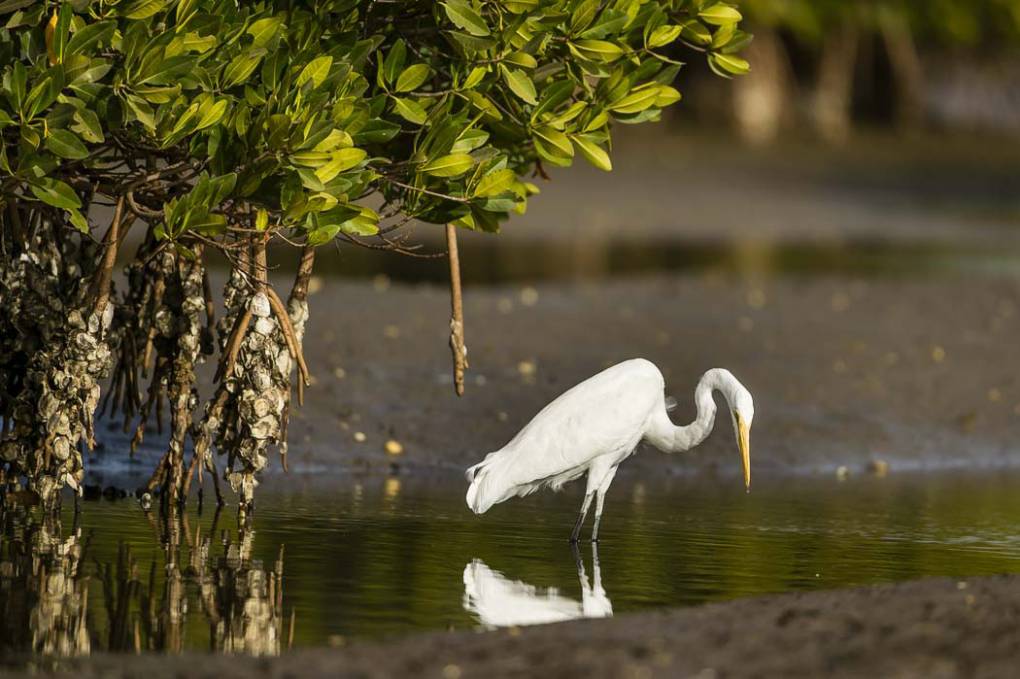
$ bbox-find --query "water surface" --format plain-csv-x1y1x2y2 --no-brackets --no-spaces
2,470,1018,659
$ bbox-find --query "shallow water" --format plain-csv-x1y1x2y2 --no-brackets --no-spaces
2,470,1019,659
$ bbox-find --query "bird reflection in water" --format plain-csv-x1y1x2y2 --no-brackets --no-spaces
0,504,291,658
463,544,612,628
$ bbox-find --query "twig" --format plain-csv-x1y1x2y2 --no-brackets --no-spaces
446,223,468,396
381,176,471,203
125,191,161,220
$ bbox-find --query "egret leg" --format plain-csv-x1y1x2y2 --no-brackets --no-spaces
571,540,585,581
570,539,583,570
590,465,619,543
570,492,594,544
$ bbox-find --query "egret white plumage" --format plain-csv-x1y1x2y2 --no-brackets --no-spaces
465,358,754,542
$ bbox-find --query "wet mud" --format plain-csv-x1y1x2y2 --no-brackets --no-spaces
13,574,1018,678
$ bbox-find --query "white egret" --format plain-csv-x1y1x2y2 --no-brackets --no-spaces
463,546,611,628
465,358,753,542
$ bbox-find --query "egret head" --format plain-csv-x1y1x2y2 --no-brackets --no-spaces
710,369,754,491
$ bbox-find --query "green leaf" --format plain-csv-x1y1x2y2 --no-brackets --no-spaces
315,147,367,183
311,128,353,152
176,0,199,23
609,86,660,114
339,206,379,236
532,125,573,166
391,96,428,125
9,62,26,112
121,0,168,20
66,20,115,56
699,4,742,26
647,25,681,48
473,168,515,197
24,72,63,120
184,210,227,236
44,128,89,159
125,95,156,131
395,64,431,93
195,98,228,130
383,39,406,86
572,134,611,171
570,0,600,34
679,20,712,45
421,153,474,178
568,39,624,63
72,109,104,143
501,67,537,105
30,178,81,209
654,85,682,107
450,128,489,153
503,0,538,13
0,0,35,13
290,151,331,167
708,53,750,77
297,55,333,88
246,16,283,48
463,91,502,120
352,119,401,144
255,208,269,231
222,49,266,88
442,1,490,37
68,208,89,233
462,66,487,89
51,3,73,64
504,51,537,69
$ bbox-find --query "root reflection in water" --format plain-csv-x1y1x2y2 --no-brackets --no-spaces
0,506,292,658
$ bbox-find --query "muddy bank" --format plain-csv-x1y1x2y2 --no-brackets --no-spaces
15,574,1017,678
86,271,1020,485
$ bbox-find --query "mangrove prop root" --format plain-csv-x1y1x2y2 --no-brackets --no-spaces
0,207,115,505
92,196,127,320
266,287,309,390
195,235,314,506
4,212,314,510
447,223,468,397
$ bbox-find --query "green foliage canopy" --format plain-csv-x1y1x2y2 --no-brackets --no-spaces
0,0,747,246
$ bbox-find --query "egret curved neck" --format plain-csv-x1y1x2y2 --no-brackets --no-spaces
673,376,718,451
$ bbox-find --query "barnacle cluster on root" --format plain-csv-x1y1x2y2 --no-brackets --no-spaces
2,208,313,512
0,216,112,505
203,270,290,509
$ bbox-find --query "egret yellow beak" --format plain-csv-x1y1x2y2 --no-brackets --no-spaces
736,413,751,491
